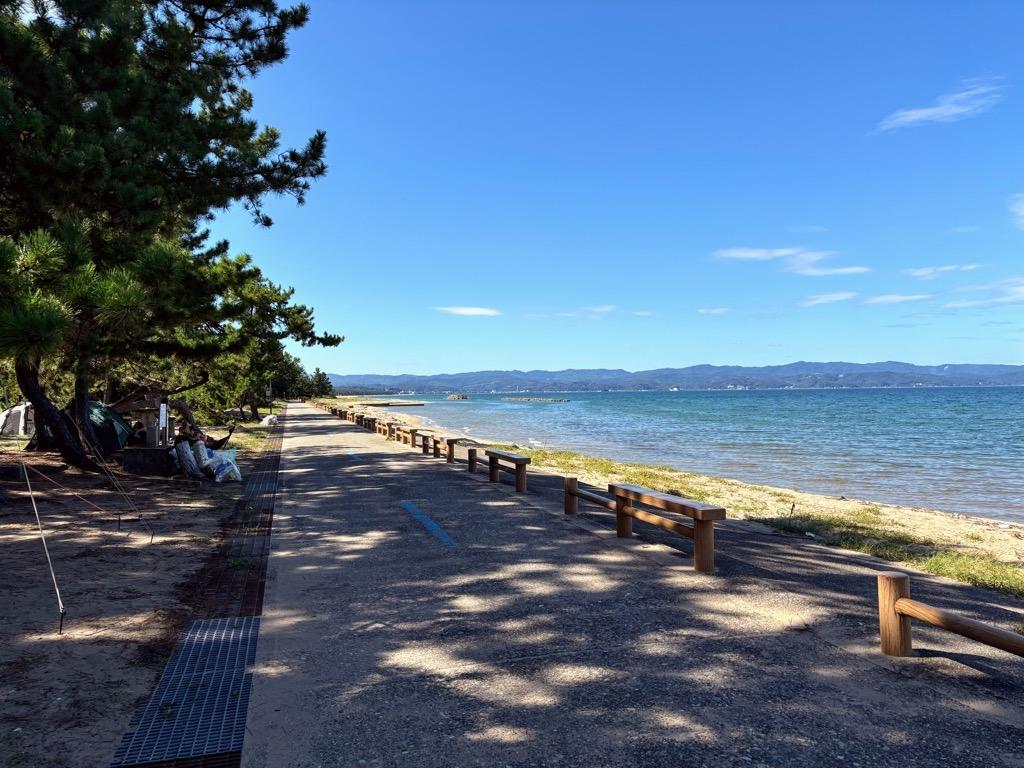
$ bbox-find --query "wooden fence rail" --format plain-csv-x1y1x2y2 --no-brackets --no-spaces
877,572,1024,658
564,478,725,573
563,477,616,514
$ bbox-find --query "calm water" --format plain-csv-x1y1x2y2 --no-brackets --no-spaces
385,388,1024,521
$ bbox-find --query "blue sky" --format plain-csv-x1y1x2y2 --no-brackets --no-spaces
212,1,1024,375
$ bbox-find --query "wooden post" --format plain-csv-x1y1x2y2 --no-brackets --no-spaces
433,438,441,458
446,439,457,464
515,463,527,492
878,572,913,657
614,491,632,538
488,455,499,482
421,436,429,454
564,477,579,514
468,448,477,472
693,519,715,573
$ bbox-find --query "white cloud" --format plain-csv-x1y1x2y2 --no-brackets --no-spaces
943,276,1024,308
801,292,858,307
697,308,729,316
713,247,803,261
876,77,1004,132
633,310,654,317
784,250,870,276
864,294,932,305
715,246,869,276
1010,193,1024,229
433,306,501,316
905,263,979,279
950,225,978,233
554,305,617,320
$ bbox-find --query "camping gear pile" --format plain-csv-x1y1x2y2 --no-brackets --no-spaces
2,395,242,483
172,437,242,482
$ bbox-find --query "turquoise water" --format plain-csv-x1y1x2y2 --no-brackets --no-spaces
385,388,1024,521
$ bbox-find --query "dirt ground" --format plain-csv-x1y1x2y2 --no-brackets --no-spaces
0,442,259,768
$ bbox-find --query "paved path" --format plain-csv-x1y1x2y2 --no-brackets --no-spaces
243,403,1024,767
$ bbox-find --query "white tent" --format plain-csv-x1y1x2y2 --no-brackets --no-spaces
0,403,34,436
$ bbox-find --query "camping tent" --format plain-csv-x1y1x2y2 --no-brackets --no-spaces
86,401,134,454
30,401,134,455
0,403,34,436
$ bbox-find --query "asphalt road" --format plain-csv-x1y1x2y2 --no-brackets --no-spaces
242,402,1024,768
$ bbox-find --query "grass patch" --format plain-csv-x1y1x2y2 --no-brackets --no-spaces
494,446,713,503
765,512,932,563
226,424,270,456
762,512,1024,599
919,551,1024,599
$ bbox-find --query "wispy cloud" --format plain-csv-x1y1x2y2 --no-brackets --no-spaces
433,306,501,316
788,225,828,234
714,247,803,261
904,264,979,279
554,304,618,320
697,308,729,316
633,310,654,317
785,251,870,276
950,225,978,234
943,276,1024,308
715,247,869,276
864,294,931,305
876,77,1005,133
801,292,858,307
1010,193,1024,228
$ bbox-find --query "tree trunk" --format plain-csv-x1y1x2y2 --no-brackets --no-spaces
249,395,260,421
15,359,91,468
168,397,199,432
73,361,104,460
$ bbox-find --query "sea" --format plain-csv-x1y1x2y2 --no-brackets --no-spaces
383,387,1024,522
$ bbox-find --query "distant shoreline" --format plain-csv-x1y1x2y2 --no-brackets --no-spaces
337,383,1024,396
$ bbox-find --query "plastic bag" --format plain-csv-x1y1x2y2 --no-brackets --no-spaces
212,455,242,482
175,440,206,479
259,414,278,427
192,441,213,470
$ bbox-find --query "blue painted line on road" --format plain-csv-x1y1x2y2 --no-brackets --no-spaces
401,501,458,549
347,450,362,461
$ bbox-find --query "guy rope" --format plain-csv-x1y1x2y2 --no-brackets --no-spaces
23,463,67,634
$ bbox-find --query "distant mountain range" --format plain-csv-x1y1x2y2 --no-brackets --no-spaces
327,362,1024,393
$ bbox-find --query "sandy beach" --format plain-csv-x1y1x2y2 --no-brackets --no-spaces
0,429,267,768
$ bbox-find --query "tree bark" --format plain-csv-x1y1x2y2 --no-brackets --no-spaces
73,360,104,460
15,359,90,468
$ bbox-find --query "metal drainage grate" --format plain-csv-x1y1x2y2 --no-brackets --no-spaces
110,617,260,767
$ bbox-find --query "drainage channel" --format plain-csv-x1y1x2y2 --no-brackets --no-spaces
109,424,284,768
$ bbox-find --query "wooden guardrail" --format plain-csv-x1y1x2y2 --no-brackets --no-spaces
394,425,418,446
877,572,1024,658
485,449,531,492
564,476,616,513
564,479,725,573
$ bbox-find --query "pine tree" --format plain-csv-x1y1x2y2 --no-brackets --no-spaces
0,1,338,464
310,368,334,397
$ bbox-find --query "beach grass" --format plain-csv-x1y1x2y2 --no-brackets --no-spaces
225,424,271,455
